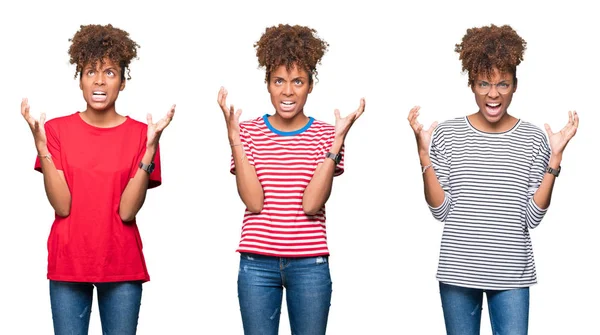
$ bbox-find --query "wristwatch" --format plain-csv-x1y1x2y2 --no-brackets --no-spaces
325,152,342,165
546,165,561,177
139,161,155,174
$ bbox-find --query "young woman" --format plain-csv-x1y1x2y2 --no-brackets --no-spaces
21,24,175,335
408,24,578,335
218,24,364,335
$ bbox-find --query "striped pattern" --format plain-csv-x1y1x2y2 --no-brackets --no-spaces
231,115,344,257
429,116,551,290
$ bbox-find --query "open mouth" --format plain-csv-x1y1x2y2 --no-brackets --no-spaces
92,91,107,102
485,102,502,116
280,101,296,111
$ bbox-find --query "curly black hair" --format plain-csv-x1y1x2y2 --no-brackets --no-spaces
68,24,139,81
455,24,526,86
255,24,328,84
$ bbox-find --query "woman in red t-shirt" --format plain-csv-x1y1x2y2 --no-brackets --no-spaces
218,24,365,335
21,24,174,334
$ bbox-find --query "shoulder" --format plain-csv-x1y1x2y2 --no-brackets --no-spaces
433,116,465,138
123,116,149,130
239,116,265,132
517,120,548,145
308,118,335,136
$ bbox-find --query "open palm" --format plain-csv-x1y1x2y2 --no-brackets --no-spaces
545,111,579,155
407,106,438,155
147,105,175,148
335,98,365,138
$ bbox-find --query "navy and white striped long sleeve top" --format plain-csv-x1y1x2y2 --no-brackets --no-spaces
429,116,551,290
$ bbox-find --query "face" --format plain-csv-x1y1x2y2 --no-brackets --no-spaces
79,58,125,113
471,67,517,124
267,63,313,120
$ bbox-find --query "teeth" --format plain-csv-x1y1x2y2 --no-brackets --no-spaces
282,101,294,105
487,103,500,107
93,92,106,95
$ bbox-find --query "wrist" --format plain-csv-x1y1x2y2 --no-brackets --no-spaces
418,153,431,165
549,153,562,169
329,138,344,154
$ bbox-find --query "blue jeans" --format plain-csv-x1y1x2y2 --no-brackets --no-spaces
439,282,529,335
49,280,143,335
237,253,332,335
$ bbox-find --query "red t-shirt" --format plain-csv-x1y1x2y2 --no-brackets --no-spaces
34,112,161,282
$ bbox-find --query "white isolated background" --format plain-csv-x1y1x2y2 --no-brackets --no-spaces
1,0,597,334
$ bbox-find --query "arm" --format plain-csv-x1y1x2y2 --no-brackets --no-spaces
119,148,156,222
219,87,264,213
38,153,71,217
119,106,174,222
302,139,342,216
23,98,72,217
302,98,365,215
527,111,579,228
407,106,451,221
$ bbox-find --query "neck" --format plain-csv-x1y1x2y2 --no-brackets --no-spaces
81,106,124,128
469,111,517,133
268,112,309,132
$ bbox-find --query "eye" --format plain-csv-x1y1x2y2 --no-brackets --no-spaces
478,81,490,88
294,79,303,85
498,82,510,89
274,78,283,85
86,70,95,76
106,70,115,77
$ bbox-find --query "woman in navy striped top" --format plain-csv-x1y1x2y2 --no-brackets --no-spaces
408,24,579,335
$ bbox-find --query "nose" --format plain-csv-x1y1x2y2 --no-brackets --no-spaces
94,72,106,86
487,84,499,98
282,82,293,96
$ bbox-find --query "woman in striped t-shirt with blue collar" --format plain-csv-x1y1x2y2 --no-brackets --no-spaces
217,24,364,335
408,24,579,335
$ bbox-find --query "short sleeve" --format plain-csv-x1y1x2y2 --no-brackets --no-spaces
230,125,255,175
34,121,62,172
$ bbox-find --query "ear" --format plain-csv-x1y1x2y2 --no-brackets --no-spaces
513,78,518,93
79,79,83,91
120,79,126,91
308,81,313,94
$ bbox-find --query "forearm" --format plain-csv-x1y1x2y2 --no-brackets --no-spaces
302,138,342,215
119,148,156,222
231,136,264,213
39,152,71,217
420,153,446,208
532,153,561,209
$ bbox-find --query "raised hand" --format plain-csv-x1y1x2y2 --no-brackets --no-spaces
21,98,48,152
218,87,242,140
147,104,175,148
544,111,579,156
334,98,365,139
407,106,438,156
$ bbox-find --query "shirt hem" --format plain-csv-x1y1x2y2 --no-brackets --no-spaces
237,249,330,258
48,273,150,283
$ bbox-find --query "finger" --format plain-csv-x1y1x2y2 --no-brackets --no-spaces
355,98,366,120
568,110,573,125
21,98,29,117
234,108,242,122
544,123,552,137
228,104,235,120
573,111,579,129
408,106,421,123
167,104,176,119
427,121,439,134
334,109,341,120
40,112,46,126
147,113,153,126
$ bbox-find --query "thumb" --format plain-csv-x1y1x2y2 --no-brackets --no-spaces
427,121,438,133
334,109,341,120
147,113,153,125
40,112,46,125
544,123,552,136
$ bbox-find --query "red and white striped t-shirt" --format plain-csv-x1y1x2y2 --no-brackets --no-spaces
230,114,344,257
